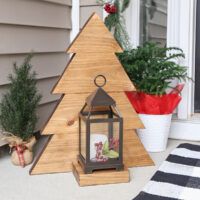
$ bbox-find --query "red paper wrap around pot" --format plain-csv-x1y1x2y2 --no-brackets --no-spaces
125,84,184,115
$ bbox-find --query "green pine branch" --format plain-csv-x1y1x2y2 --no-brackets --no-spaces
0,54,42,141
97,0,131,50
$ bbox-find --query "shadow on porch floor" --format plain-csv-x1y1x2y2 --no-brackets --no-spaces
0,138,199,200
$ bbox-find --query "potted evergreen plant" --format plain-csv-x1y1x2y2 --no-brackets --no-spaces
0,55,41,167
118,42,189,152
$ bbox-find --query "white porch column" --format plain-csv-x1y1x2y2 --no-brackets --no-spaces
168,0,200,140
167,0,196,119
70,0,80,42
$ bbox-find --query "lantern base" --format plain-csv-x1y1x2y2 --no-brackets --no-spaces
72,161,130,186
78,155,124,174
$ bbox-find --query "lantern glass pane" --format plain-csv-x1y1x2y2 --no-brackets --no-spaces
90,121,120,163
80,118,86,159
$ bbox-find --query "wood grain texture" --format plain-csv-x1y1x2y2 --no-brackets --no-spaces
31,134,78,174
30,13,153,175
30,129,153,175
53,53,135,94
72,162,130,186
42,92,143,136
123,130,154,167
67,13,123,53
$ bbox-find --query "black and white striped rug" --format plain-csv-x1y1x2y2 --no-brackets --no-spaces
133,143,200,200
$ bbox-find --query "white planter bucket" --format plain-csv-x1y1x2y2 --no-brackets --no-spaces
137,114,172,152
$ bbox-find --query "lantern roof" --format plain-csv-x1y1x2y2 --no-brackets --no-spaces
86,87,116,107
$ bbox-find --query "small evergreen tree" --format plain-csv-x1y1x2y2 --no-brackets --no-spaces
0,55,42,141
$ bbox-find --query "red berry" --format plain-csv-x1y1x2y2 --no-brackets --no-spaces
110,5,117,13
104,3,111,13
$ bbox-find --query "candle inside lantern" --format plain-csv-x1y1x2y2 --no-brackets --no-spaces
90,134,108,161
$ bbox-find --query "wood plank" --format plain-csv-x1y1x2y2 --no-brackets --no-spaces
0,53,69,85
42,93,87,135
68,13,122,53
53,53,135,94
72,162,130,186
0,0,71,29
30,129,153,175
30,133,78,174
0,25,70,54
30,13,152,175
42,92,143,136
123,130,154,167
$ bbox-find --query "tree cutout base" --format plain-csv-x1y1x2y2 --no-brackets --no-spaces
30,13,153,175
72,162,130,186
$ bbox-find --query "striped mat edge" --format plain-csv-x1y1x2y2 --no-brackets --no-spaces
133,143,200,200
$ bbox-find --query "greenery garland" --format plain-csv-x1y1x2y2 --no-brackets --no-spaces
97,0,131,50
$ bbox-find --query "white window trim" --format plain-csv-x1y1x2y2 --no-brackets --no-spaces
124,0,140,48
167,0,196,120
126,0,197,120
125,0,200,140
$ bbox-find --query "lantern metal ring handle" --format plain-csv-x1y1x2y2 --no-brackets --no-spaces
94,75,106,88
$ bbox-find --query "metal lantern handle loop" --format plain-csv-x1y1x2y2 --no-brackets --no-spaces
94,75,107,88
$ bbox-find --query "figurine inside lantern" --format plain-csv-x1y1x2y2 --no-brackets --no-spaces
78,75,124,174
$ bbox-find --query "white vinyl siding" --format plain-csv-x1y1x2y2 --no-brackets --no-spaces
0,0,71,28
0,0,104,133
80,0,103,28
148,0,168,46
0,0,71,131
139,0,168,46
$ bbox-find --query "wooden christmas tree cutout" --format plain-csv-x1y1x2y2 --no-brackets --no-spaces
30,13,153,175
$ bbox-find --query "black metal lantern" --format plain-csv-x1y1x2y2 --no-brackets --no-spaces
78,75,124,174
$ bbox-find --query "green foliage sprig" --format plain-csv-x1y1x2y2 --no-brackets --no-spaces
117,42,189,95
0,54,42,141
97,0,131,50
